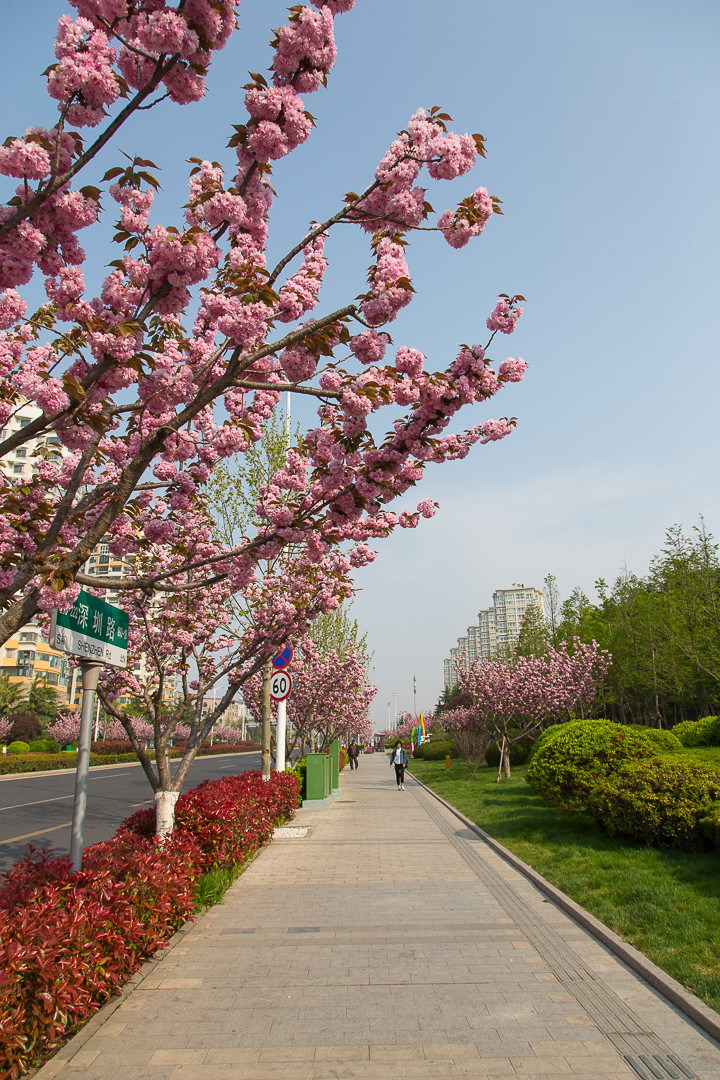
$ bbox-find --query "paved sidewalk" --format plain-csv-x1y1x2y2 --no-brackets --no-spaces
37,755,720,1080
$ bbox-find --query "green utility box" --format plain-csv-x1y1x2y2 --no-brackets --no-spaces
329,739,340,792
306,752,331,802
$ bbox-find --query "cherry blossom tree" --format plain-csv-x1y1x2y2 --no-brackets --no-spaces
442,705,493,765
456,640,611,779
211,723,244,744
243,628,375,756
45,710,82,745
94,495,360,834
0,0,526,653
0,718,12,744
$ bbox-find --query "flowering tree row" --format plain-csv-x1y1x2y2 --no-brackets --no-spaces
0,0,527,832
243,634,376,755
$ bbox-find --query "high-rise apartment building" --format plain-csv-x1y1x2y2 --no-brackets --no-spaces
443,583,545,690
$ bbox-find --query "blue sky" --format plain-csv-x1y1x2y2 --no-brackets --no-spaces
2,1,719,728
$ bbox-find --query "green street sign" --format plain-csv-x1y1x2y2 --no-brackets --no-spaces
50,589,129,668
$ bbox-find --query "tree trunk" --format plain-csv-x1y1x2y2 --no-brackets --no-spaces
261,660,272,781
496,736,506,783
154,789,180,842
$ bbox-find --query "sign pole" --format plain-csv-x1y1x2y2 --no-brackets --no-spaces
69,659,103,872
276,698,287,773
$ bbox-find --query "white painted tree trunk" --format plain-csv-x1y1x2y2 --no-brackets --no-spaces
155,789,180,841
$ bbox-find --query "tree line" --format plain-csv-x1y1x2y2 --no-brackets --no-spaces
542,521,720,727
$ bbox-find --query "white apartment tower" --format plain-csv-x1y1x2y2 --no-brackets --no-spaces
443,583,545,690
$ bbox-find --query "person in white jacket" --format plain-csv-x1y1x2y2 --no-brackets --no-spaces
389,740,408,789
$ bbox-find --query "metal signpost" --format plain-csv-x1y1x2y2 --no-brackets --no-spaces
270,666,293,773
50,590,129,871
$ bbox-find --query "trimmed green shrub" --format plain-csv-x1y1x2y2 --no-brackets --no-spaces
526,720,656,811
6,741,29,755
413,740,456,761
586,759,720,848
625,725,684,753
527,717,601,762
485,737,532,767
287,759,306,800
28,739,61,754
672,716,720,748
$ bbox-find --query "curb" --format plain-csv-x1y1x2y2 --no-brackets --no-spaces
409,771,720,1047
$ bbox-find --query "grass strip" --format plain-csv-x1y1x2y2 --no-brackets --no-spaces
408,758,720,1015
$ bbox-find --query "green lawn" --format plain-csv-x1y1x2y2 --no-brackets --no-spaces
408,757,720,1014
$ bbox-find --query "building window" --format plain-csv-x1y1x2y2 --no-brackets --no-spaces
13,464,23,474
15,449,26,458
17,649,35,676
19,417,32,428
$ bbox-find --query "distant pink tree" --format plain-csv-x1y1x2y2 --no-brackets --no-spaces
0,718,12,744
442,706,493,765
457,639,611,778
45,711,81,745
212,724,242,744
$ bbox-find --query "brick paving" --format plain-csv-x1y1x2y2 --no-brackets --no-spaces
36,754,720,1080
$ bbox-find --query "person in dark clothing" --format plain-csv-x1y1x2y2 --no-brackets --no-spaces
389,740,408,789
347,741,360,770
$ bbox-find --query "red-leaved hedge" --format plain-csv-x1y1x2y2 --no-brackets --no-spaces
0,769,299,1080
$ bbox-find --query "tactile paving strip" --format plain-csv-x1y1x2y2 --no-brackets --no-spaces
410,782,697,1079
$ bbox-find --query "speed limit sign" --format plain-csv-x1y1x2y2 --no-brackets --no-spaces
270,669,293,701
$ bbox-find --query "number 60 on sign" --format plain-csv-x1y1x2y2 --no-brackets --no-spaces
270,670,293,701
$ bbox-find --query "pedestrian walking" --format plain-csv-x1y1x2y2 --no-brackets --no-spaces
347,740,360,770
389,740,408,789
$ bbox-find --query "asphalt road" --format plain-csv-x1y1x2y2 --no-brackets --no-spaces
0,752,262,874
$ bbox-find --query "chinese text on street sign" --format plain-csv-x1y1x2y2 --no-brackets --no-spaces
50,589,129,668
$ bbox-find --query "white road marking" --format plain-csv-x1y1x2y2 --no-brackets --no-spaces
0,821,72,845
0,794,75,813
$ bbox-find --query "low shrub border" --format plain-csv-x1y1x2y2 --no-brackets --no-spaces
0,742,261,776
0,768,299,1079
